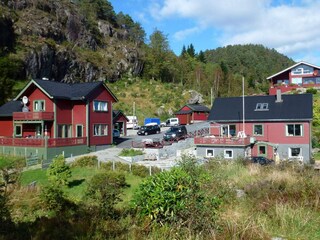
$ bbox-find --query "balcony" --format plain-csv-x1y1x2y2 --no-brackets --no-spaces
269,83,320,95
13,112,54,121
194,136,251,146
0,137,86,147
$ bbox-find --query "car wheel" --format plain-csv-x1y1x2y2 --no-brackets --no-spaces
145,132,148,135
156,130,160,134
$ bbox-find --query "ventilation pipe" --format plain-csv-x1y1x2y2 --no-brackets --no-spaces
276,88,282,103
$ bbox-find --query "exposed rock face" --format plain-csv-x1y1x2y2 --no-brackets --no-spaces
188,90,204,104
2,0,144,83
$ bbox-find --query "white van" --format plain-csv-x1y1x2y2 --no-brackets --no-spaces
127,116,138,129
165,118,179,126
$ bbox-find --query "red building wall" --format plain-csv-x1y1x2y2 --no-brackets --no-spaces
72,101,87,137
192,112,208,121
26,87,54,112
56,99,73,124
0,118,13,137
176,114,190,125
88,86,115,146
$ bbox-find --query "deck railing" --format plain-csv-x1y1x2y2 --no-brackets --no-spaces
13,112,54,121
0,137,87,147
194,136,251,146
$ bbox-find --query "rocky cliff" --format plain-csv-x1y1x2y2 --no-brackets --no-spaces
0,0,144,83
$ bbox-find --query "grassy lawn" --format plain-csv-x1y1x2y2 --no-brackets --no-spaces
20,166,143,202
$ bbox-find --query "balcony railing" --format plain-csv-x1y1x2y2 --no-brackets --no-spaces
194,136,251,146
0,137,86,147
13,112,54,121
269,83,319,95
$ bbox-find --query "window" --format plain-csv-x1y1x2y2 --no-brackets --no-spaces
253,124,263,136
286,124,302,136
289,147,301,158
34,100,45,112
258,145,266,156
93,101,108,112
94,124,108,136
15,125,22,137
76,125,83,137
57,125,72,138
224,149,233,159
255,103,269,111
291,65,313,75
222,125,236,137
206,149,214,157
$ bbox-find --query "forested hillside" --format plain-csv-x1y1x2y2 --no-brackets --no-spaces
0,0,295,112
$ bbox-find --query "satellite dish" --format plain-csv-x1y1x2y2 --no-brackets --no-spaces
22,96,28,104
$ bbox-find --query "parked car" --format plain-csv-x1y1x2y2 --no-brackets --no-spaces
163,125,188,141
165,118,179,126
113,129,120,138
137,125,161,135
250,156,274,165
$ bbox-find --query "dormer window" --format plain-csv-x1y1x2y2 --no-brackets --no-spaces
255,103,269,111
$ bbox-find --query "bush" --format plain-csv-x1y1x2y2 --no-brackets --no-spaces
306,88,317,94
71,155,98,167
119,148,143,157
47,155,71,186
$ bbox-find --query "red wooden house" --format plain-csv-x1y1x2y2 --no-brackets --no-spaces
113,110,129,136
194,91,313,163
268,61,320,95
0,78,118,161
175,103,210,125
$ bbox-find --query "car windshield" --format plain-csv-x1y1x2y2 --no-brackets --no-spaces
167,127,179,133
140,126,147,130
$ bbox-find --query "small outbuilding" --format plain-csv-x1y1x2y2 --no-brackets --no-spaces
175,103,210,125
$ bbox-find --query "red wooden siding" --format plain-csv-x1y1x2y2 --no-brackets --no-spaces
0,118,13,137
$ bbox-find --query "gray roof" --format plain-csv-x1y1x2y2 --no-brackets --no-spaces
15,79,117,101
208,93,313,122
0,101,22,117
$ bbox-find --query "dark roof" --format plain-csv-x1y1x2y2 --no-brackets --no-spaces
113,110,129,123
175,103,210,114
0,101,22,117
208,94,313,122
15,79,118,101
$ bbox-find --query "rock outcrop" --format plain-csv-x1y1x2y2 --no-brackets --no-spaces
1,0,144,83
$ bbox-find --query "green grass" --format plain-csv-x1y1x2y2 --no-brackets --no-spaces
20,168,49,186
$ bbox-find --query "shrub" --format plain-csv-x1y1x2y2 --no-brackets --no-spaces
47,155,71,186
306,88,317,94
119,148,143,157
71,155,98,167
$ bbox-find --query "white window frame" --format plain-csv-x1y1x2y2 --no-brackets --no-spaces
57,124,72,138
286,124,303,137
76,125,83,137
93,100,108,112
206,149,214,158
253,124,263,136
34,100,45,112
224,149,233,159
289,147,302,158
255,103,269,111
15,124,22,137
94,124,108,136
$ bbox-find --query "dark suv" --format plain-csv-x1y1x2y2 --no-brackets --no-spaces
163,125,188,141
137,125,161,135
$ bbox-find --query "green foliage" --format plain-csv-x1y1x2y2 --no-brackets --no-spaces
0,155,25,192
119,148,143,156
39,185,67,213
71,155,98,168
86,171,128,219
47,155,71,186
132,156,221,233
306,88,317,94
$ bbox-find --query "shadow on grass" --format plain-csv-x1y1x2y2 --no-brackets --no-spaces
68,179,85,188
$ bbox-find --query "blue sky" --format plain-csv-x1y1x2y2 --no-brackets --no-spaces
109,0,320,65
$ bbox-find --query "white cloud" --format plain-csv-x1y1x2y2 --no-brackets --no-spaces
147,0,320,61
173,27,202,41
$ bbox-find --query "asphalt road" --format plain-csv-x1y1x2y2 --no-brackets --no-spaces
114,122,210,148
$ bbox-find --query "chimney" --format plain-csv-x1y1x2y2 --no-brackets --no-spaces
275,88,282,103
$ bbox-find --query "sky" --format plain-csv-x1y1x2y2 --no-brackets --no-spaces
109,0,320,66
